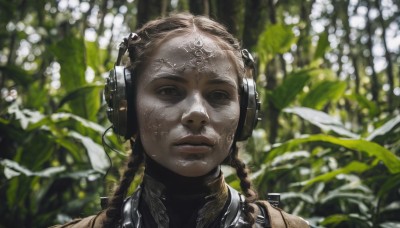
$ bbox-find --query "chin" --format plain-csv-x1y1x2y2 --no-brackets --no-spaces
173,162,214,177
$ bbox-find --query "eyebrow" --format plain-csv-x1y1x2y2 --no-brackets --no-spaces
150,73,187,84
206,77,238,89
150,72,238,89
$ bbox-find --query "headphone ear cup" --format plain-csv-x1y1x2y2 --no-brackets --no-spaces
104,66,134,139
235,77,260,141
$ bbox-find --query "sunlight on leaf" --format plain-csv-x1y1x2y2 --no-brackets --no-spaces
284,107,359,138
367,115,400,141
300,161,370,187
301,80,347,110
0,159,65,179
68,131,110,174
266,134,400,173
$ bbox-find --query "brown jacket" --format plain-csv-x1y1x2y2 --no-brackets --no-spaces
50,201,309,228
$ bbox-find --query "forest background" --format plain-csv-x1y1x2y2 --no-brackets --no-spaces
0,0,399,227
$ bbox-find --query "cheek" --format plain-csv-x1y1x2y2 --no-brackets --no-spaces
137,101,177,141
214,105,240,142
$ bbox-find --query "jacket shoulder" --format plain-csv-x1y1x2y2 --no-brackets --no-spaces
49,211,107,228
255,200,310,228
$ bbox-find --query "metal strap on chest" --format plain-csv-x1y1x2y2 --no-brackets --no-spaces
120,188,142,228
120,186,270,228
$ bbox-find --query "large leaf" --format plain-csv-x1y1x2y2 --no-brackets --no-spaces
265,134,400,173
301,80,347,110
7,103,45,130
367,115,400,142
347,93,380,117
50,112,106,133
257,23,297,63
58,83,104,121
313,31,330,60
0,65,33,87
269,69,313,110
377,173,400,198
320,214,371,227
300,161,371,187
68,131,110,174
50,32,86,92
85,41,108,74
284,107,358,138
0,159,65,179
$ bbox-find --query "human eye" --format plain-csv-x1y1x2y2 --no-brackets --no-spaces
156,86,183,101
207,90,231,104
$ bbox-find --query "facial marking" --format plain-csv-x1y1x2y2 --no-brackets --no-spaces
179,36,215,72
153,58,186,73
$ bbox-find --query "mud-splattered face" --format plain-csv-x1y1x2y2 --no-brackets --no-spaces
135,33,240,177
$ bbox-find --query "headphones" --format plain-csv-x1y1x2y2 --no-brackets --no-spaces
104,34,260,141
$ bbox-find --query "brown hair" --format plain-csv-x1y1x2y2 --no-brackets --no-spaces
103,13,257,227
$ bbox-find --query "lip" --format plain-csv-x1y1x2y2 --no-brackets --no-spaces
173,135,215,154
174,135,215,147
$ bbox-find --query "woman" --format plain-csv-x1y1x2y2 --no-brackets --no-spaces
54,13,309,228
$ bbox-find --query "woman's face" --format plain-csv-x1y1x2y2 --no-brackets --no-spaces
135,33,240,177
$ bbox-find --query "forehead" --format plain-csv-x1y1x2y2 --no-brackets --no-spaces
150,32,236,70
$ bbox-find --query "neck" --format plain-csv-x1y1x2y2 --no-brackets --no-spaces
144,157,221,195
141,157,228,228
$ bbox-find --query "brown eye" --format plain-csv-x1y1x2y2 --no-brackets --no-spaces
156,86,183,102
158,86,180,96
208,91,230,103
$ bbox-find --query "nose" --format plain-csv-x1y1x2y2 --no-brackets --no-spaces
181,93,210,130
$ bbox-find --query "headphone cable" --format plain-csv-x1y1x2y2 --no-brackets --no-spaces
101,126,128,181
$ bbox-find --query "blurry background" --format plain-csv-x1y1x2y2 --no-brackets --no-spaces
0,0,399,227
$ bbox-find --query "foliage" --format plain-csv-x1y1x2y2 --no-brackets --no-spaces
0,0,399,227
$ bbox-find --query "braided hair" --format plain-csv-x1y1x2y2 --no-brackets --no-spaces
103,13,257,227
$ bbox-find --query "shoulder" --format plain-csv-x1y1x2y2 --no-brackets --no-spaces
49,211,107,228
254,200,310,228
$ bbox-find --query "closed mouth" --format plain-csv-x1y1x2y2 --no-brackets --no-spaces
174,135,215,147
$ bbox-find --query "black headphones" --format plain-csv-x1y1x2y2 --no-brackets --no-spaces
104,33,260,141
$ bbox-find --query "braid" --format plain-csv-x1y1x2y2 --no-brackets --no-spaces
228,143,258,226
102,139,144,228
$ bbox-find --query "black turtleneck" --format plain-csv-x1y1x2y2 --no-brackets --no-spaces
140,157,227,228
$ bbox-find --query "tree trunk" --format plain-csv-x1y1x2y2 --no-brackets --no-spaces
213,0,244,39
242,0,268,50
137,0,163,28
341,0,361,95
189,0,209,16
375,0,395,112
365,1,379,103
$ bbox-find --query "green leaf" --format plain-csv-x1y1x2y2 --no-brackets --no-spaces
257,23,297,63
0,65,33,87
58,83,104,121
269,69,313,110
300,161,371,187
347,93,379,117
301,80,347,110
7,103,45,130
320,214,371,226
313,31,330,60
284,107,358,138
265,134,400,173
281,192,314,204
50,32,86,92
85,41,108,74
85,41,101,71
68,131,110,174
367,115,400,141
377,173,400,198
0,159,66,179
50,112,105,133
